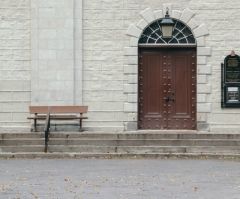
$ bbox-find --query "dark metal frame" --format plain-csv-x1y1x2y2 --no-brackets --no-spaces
138,18,196,45
44,112,50,153
221,54,240,108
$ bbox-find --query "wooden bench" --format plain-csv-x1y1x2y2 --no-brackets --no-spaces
27,106,88,132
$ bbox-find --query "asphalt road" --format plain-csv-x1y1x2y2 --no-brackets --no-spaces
0,159,240,199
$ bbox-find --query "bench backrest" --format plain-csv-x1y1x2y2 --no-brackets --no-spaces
50,106,88,114
29,106,50,114
29,106,88,114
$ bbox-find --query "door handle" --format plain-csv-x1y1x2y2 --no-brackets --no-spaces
164,96,170,102
164,96,175,102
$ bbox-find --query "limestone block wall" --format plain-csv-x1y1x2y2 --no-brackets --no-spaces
83,0,200,131
31,0,75,105
83,0,240,132
83,1,127,130
192,1,240,132
0,0,31,131
2,0,240,132
31,0,84,106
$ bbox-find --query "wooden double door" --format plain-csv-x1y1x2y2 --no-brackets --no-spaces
138,48,196,130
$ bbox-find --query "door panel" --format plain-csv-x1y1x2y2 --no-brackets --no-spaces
168,50,196,129
139,51,167,129
138,48,196,130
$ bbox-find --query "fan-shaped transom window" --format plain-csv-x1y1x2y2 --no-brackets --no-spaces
139,18,196,45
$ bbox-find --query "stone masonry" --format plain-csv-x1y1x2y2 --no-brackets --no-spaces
1,0,240,132
0,0,30,132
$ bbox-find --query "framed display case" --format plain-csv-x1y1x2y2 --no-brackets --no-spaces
221,52,240,108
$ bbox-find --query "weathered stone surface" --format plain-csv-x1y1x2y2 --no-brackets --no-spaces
197,103,212,113
127,24,142,38
198,65,212,75
194,24,209,38
140,8,155,23
2,0,240,131
0,1,31,129
124,47,138,56
188,18,199,30
197,94,207,103
172,10,181,19
197,47,212,56
180,8,194,23
124,103,137,112
136,19,148,30
154,10,163,19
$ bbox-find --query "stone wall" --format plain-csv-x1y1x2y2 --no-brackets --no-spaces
31,0,75,105
2,0,240,132
194,1,240,132
83,0,240,132
0,0,31,131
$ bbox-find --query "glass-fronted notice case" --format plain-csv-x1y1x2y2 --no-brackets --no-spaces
222,52,240,108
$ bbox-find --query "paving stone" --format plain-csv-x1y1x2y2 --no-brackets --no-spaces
0,159,239,199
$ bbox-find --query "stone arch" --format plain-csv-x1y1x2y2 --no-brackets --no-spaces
124,6,212,131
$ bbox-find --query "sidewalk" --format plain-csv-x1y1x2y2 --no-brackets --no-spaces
0,159,240,199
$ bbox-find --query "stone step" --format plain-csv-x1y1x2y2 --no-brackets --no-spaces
0,152,239,160
1,138,240,146
2,132,240,140
1,132,240,158
0,146,44,153
0,139,44,146
48,145,240,154
48,133,240,140
47,139,240,147
1,145,239,154
0,133,44,139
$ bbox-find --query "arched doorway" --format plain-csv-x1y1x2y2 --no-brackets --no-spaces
138,19,197,130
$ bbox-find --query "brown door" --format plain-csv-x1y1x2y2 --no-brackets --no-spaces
138,48,196,130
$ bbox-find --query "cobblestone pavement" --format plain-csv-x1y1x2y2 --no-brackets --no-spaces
0,159,240,199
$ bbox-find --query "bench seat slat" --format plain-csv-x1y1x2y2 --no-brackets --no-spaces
28,116,88,120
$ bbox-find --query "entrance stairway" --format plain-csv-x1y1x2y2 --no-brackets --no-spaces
0,131,240,159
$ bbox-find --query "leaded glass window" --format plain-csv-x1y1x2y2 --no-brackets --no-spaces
139,19,196,45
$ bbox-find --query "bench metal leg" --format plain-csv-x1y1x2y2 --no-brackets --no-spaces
79,119,83,132
34,118,37,132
